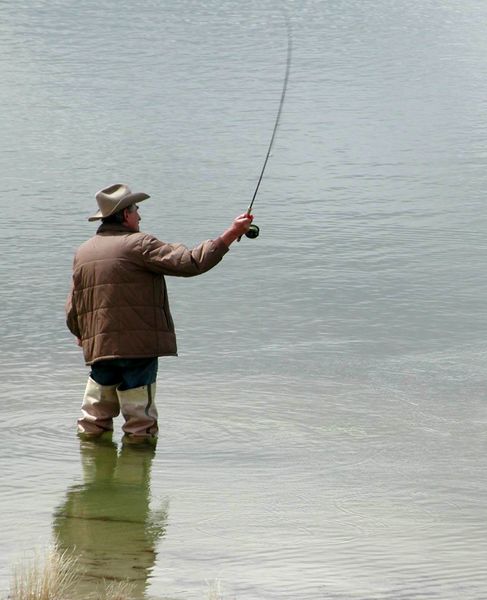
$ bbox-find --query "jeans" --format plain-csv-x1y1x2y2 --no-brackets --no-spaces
90,357,158,391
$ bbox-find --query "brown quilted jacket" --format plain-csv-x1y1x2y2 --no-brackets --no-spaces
66,223,229,364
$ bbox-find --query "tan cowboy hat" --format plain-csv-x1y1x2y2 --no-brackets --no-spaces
88,183,150,221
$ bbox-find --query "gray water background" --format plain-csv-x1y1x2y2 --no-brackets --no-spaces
1,0,487,598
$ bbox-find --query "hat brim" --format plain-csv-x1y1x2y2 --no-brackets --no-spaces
88,192,150,221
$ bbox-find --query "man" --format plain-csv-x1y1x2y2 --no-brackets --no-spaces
66,183,252,443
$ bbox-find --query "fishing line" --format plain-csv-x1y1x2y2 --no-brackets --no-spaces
243,14,292,240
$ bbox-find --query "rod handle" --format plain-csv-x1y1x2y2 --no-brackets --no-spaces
237,212,255,242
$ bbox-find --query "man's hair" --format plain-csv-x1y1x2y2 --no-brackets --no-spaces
101,204,135,225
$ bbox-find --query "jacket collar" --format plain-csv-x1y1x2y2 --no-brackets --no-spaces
96,223,134,234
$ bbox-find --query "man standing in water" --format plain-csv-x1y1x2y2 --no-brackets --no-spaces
66,183,252,443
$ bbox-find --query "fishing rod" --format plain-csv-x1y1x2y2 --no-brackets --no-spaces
243,15,292,240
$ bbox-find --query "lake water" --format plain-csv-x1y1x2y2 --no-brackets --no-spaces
1,0,487,598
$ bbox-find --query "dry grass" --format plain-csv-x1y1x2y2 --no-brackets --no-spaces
8,548,78,600
94,580,136,600
207,579,224,600
5,548,138,600
5,548,227,600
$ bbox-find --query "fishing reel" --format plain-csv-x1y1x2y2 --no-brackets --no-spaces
245,223,260,239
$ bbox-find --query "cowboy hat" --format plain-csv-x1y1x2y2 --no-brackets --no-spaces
88,183,150,221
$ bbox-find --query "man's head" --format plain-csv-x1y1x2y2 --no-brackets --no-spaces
101,203,141,232
89,183,149,231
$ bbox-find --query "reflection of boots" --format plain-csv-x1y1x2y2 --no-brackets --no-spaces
78,437,118,483
77,377,120,436
118,383,158,440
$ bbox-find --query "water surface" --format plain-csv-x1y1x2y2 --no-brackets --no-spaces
1,1,487,598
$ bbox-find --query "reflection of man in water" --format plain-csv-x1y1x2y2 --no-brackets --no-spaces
53,439,167,599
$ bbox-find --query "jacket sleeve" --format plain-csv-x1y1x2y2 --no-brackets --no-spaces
65,281,81,338
139,234,229,277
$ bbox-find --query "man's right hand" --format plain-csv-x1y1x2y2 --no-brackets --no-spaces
221,213,253,246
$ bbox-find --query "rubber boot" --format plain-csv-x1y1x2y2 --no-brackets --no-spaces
77,377,120,437
118,382,158,442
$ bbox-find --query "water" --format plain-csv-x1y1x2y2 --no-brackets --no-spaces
1,0,487,598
